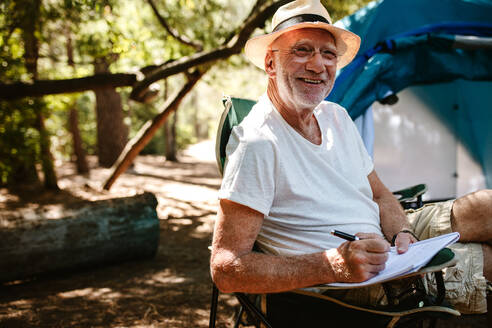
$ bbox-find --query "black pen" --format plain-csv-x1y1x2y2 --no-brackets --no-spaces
330,229,360,241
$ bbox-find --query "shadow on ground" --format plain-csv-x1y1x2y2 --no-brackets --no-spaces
0,148,238,328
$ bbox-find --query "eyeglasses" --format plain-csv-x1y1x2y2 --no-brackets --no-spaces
271,45,338,64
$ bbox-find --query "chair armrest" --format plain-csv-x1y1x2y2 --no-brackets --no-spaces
393,184,427,203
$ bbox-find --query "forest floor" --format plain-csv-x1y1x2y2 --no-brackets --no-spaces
0,140,238,328
0,140,489,327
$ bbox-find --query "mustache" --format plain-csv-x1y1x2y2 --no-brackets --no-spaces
297,75,327,81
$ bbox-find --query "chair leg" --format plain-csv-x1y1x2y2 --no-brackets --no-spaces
209,284,219,328
233,306,245,328
235,293,274,328
434,271,446,305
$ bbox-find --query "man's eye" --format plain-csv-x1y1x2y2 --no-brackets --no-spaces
293,47,312,56
322,50,337,59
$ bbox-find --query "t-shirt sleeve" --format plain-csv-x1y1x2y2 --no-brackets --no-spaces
353,123,374,176
218,126,276,216
340,106,374,176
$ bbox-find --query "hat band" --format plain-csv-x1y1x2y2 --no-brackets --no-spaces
272,14,330,33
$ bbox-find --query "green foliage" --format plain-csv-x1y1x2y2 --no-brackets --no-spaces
321,0,374,21
0,99,40,185
155,0,249,49
0,1,42,185
0,0,373,186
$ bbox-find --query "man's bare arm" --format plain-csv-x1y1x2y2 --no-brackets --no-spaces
368,170,417,253
210,199,390,294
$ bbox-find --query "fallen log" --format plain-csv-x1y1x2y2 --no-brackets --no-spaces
0,192,159,283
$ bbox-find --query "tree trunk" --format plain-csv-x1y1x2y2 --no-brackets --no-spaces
162,79,178,162
103,69,205,190
9,158,40,186
192,91,201,140
66,26,89,174
22,0,58,190
35,108,59,190
0,192,159,283
93,59,128,167
164,112,178,162
69,107,89,173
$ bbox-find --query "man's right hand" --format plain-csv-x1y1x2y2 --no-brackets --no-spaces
325,233,390,283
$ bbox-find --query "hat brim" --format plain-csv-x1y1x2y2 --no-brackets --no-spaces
244,22,360,70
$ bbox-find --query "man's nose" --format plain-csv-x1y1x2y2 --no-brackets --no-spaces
305,52,325,74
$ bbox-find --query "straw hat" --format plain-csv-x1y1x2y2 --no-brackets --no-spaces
244,0,360,70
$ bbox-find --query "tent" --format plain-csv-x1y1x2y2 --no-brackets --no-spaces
327,0,492,200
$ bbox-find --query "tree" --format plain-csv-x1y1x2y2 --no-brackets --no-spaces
66,24,89,174
75,2,131,167
164,112,178,162
161,79,178,162
0,0,60,189
24,0,59,189
68,106,89,173
93,57,128,167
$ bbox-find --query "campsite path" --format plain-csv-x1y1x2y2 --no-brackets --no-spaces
0,140,488,327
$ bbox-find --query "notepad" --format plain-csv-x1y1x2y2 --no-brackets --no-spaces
326,232,460,288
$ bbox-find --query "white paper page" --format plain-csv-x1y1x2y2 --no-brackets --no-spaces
325,232,460,288
402,232,460,270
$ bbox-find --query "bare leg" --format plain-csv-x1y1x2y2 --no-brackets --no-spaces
451,190,492,244
451,191,492,320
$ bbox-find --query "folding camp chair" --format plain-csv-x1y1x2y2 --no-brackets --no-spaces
209,96,460,328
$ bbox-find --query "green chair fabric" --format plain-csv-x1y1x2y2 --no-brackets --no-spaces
216,96,256,176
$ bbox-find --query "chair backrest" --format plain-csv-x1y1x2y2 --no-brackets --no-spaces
215,96,257,176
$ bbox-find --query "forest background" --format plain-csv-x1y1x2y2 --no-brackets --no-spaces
0,0,372,190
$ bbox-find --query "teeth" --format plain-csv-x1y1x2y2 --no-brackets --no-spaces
302,78,321,84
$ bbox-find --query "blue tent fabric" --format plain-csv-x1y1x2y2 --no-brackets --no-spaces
331,34,492,119
335,0,492,55
327,0,492,188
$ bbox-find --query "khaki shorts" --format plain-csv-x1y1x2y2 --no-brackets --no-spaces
407,200,487,314
326,200,488,314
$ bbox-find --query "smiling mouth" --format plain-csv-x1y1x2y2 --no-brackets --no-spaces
300,78,323,84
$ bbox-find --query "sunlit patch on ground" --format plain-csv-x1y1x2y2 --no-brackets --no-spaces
57,287,123,300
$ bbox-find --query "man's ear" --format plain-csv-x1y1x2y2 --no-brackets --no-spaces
264,51,276,77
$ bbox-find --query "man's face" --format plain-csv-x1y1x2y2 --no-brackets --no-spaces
266,28,338,111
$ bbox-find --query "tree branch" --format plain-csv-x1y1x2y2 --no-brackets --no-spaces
102,68,207,190
223,0,268,44
130,0,289,102
146,0,203,51
0,73,137,100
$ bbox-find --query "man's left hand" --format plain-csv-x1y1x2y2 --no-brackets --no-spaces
394,231,418,254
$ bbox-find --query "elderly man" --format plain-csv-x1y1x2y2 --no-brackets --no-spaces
210,0,492,319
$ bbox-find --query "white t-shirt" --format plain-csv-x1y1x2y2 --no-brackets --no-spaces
218,94,381,256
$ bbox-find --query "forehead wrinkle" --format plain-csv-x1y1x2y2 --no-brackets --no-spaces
270,28,336,51
292,39,337,51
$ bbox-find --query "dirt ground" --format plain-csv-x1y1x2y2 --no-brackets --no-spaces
0,141,238,328
0,141,489,327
